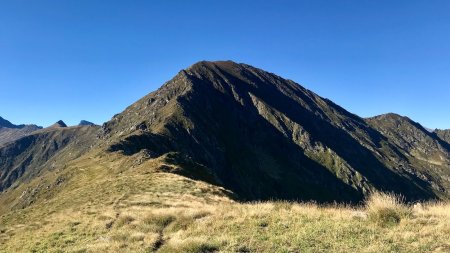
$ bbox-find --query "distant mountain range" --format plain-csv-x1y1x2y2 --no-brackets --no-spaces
0,116,42,147
1,61,449,204
0,118,97,148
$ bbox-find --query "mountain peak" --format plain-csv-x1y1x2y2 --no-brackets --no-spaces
50,120,67,128
3,60,450,207
79,120,95,126
187,60,239,71
0,116,17,128
369,113,405,120
0,117,42,146
185,60,253,81
105,60,446,202
368,113,432,132
0,116,41,129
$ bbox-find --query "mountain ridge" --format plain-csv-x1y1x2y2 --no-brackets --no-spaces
49,120,67,128
101,60,449,201
1,60,450,253
1,60,449,206
78,120,96,126
0,116,42,147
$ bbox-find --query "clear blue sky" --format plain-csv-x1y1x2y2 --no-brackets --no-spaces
1,1,449,129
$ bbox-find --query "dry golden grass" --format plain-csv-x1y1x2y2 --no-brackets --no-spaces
0,150,449,252
365,192,412,227
1,192,449,253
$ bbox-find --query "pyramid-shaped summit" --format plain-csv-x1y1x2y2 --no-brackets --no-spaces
101,60,450,202
79,120,95,126
50,120,67,128
1,60,450,205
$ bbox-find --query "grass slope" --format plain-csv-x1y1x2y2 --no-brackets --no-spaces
0,150,449,253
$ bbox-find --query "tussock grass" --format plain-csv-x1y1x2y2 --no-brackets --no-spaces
2,198,450,252
141,213,175,233
115,214,135,228
365,192,412,227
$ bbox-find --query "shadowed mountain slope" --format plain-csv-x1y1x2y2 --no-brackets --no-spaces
1,61,449,204
2,60,450,252
101,61,449,202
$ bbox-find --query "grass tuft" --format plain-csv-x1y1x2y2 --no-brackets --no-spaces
365,192,412,227
141,213,175,233
115,215,135,228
